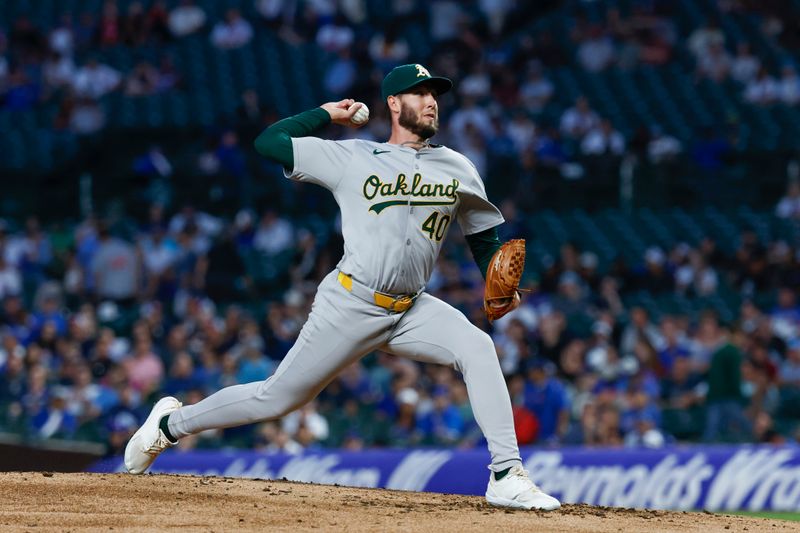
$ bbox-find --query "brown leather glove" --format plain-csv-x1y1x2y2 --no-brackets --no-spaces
484,239,526,322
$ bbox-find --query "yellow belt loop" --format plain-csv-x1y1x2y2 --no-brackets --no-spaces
337,272,353,292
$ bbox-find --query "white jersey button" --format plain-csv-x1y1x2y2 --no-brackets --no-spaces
406,239,411,245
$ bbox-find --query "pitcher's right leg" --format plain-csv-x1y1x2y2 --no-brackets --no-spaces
125,272,391,473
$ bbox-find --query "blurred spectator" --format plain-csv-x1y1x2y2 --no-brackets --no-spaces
779,339,800,387
168,0,206,38
163,351,198,396
660,352,705,439
90,223,140,305
74,13,97,52
639,29,673,66
315,13,354,53
519,62,553,114
168,205,222,244
624,412,666,448
0,256,22,300
581,119,626,156
416,388,465,445
324,49,357,98
121,2,148,47
523,359,569,443
139,225,178,300
134,145,173,180
744,66,779,105
156,55,181,92
429,0,463,44
560,96,599,139
730,42,760,84
202,228,247,303
49,14,75,57
258,421,303,454
72,58,121,99
124,61,160,97
122,337,164,395
577,26,616,72
235,341,273,384
69,96,107,135
621,307,662,359
3,67,39,111
33,393,78,439
253,209,294,257
447,97,493,142
254,0,294,31
778,65,800,105
146,1,171,43
479,0,513,36
282,402,330,445
688,19,725,59
97,1,121,47
0,44,7,90
752,411,785,444
647,126,682,163
696,41,731,82
636,247,673,294
368,27,410,73
595,405,623,446
211,9,253,50
459,63,491,100
43,51,76,90
701,316,749,442
776,181,800,219
675,249,718,297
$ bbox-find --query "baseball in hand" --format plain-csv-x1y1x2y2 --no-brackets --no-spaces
349,102,370,125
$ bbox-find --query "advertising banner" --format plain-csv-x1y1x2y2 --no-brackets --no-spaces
91,445,800,511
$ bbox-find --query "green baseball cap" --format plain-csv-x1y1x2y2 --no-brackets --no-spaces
381,63,453,101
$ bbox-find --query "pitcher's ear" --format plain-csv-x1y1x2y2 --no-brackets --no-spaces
387,95,400,113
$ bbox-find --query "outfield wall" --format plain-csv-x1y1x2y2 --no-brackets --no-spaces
91,445,800,511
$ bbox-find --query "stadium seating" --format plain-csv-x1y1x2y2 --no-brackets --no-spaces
2,0,799,172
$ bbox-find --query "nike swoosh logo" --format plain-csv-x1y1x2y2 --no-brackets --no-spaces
372,149,391,155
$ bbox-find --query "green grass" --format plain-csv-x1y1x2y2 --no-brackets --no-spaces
724,511,800,522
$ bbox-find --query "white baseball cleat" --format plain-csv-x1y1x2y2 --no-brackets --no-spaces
485,464,561,511
124,396,182,474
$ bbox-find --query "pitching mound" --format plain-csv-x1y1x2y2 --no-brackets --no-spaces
0,472,795,532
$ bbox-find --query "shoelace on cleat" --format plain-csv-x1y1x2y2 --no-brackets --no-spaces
507,467,544,492
145,432,173,455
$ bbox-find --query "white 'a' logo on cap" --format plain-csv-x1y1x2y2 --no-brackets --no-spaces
415,64,431,78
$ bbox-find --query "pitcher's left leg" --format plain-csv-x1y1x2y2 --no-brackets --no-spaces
383,294,560,510
382,293,520,471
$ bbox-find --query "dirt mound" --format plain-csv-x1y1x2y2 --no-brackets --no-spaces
0,472,794,532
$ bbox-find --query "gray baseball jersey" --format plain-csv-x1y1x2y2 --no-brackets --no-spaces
167,136,522,474
286,138,505,294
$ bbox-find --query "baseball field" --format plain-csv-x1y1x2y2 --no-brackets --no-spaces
1,472,797,532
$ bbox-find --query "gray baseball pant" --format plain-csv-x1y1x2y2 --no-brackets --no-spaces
167,270,522,472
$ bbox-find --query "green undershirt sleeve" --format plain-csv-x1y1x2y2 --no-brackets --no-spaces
253,107,331,169
465,226,503,279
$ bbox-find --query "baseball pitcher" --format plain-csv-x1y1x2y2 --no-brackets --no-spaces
124,64,560,511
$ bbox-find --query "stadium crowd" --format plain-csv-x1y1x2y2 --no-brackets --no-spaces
0,0,799,456
0,198,799,454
